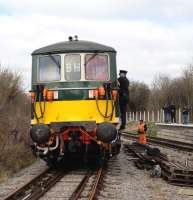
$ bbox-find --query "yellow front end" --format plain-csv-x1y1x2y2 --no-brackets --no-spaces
31,100,119,125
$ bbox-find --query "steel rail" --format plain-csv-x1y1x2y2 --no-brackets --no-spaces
126,142,193,187
69,171,92,200
88,167,104,200
3,167,68,200
122,132,193,152
69,167,104,200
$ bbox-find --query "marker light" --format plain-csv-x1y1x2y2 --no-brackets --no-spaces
112,90,118,100
93,89,99,98
47,91,54,101
43,88,48,100
30,91,36,103
98,86,105,97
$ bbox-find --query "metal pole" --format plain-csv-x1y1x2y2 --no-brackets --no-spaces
152,111,154,122
179,108,181,124
157,110,160,122
136,111,138,121
144,111,146,121
162,109,165,123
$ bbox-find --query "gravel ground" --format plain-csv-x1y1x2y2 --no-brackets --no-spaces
117,140,193,200
0,160,47,199
150,144,193,168
39,170,86,200
0,142,193,200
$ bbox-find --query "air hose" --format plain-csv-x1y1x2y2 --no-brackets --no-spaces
95,87,115,119
32,92,46,122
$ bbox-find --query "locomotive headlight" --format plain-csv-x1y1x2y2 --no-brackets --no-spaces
89,90,94,98
53,91,58,99
29,91,36,103
112,90,118,100
43,88,48,99
93,89,99,98
98,86,105,98
47,91,54,101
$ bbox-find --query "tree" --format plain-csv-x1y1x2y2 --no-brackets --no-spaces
129,81,150,111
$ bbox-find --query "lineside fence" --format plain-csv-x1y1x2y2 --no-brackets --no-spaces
127,108,193,124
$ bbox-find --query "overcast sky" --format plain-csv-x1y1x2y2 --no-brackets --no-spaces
0,0,193,88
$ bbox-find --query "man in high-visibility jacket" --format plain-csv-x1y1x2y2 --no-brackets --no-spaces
138,120,147,145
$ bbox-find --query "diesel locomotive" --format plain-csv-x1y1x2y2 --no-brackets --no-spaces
30,36,121,165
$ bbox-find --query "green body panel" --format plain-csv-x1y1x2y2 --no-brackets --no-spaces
31,48,119,117
31,52,117,87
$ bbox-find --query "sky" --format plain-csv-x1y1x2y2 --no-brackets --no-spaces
0,0,193,88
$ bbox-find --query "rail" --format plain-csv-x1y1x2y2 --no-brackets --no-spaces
122,132,193,152
69,167,104,200
3,167,68,200
125,143,193,187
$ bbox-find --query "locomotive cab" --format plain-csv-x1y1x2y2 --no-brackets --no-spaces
30,37,120,165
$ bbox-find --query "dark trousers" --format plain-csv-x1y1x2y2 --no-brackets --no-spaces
171,113,176,123
120,103,127,128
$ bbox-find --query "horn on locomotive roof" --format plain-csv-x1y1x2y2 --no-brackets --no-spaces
74,35,78,41
68,36,73,41
68,35,78,41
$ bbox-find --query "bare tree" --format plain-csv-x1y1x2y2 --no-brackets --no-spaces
129,81,150,111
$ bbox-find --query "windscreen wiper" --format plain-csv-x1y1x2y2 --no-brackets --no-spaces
85,53,98,66
48,54,61,72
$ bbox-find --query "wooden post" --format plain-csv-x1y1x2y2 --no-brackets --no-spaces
133,112,134,121
139,111,141,120
147,111,149,122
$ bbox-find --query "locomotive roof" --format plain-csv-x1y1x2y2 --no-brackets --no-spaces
32,40,116,55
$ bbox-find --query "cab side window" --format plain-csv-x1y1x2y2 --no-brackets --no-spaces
39,55,61,82
64,54,81,81
85,54,108,80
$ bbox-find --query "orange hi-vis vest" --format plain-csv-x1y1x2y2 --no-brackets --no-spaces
138,123,147,145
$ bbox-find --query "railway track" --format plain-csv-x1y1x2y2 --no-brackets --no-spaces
3,167,69,200
125,142,193,187
3,165,105,200
69,167,104,200
122,132,193,152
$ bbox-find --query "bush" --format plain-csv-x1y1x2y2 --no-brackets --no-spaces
0,67,36,182
126,121,157,137
0,143,35,180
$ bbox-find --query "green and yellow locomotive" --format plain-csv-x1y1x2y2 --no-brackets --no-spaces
30,36,120,165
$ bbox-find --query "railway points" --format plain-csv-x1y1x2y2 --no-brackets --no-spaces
122,132,193,152
123,134,193,187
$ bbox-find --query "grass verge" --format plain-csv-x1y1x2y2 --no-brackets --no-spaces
0,143,36,183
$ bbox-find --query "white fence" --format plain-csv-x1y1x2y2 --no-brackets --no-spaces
127,108,188,124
